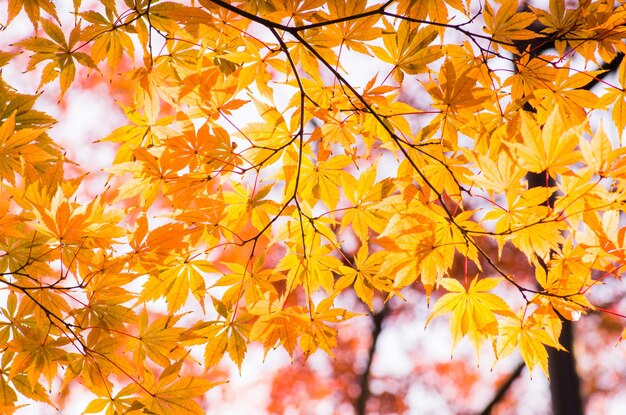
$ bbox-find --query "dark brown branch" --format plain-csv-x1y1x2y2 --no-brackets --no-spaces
355,303,389,415
479,362,525,415
584,53,624,91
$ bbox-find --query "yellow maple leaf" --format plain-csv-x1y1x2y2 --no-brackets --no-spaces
484,186,566,261
138,360,220,415
276,239,342,295
370,20,442,82
248,301,307,357
504,53,558,105
496,310,565,378
336,245,394,311
300,296,359,357
579,122,626,177
340,163,394,241
8,327,69,388
0,111,56,184
129,310,186,369
298,152,352,210
139,258,214,314
471,151,526,195
533,65,602,123
426,277,512,353
15,20,96,99
530,0,585,55
483,0,537,49
322,0,382,53
513,106,581,175
425,58,491,116
7,0,59,28
598,58,626,138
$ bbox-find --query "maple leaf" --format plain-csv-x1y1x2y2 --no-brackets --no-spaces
370,20,442,82
11,372,55,408
6,0,59,28
319,0,382,53
99,103,174,164
0,77,57,130
0,113,41,182
276,238,342,295
72,268,136,337
426,277,512,353
83,383,139,415
316,109,361,149
298,151,353,210
137,360,220,415
15,20,96,99
214,258,283,307
336,245,394,311
512,107,581,176
68,334,136,396
598,58,626,137
187,70,246,121
483,0,537,49
377,209,443,298
504,53,558,105
340,163,394,242
128,310,187,370
580,122,626,177
397,0,467,23
222,182,280,232
470,151,526,195
496,310,565,378
80,8,135,70
140,258,214,314
425,58,491,116
0,195,25,241
166,120,237,173
0,111,58,184
8,326,69,388
533,65,602,123
129,61,180,123
530,0,585,55
0,377,17,413
484,186,567,261
31,187,123,251
248,300,307,357
110,147,186,209
127,215,189,272
300,296,359,357
219,37,279,99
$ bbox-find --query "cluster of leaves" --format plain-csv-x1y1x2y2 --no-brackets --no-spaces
2,0,626,412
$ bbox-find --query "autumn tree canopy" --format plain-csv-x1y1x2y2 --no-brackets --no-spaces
1,0,626,413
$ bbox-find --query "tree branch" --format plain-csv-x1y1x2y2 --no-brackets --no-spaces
355,303,389,415
584,53,624,91
479,362,525,415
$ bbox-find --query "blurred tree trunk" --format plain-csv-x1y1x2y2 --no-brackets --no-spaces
355,304,389,415
535,52,622,415
526,172,584,415
547,321,584,415
516,2,623,405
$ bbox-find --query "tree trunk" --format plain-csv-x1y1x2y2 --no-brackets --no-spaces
355,304,389,415
526,172,584,415
547,320,584,415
